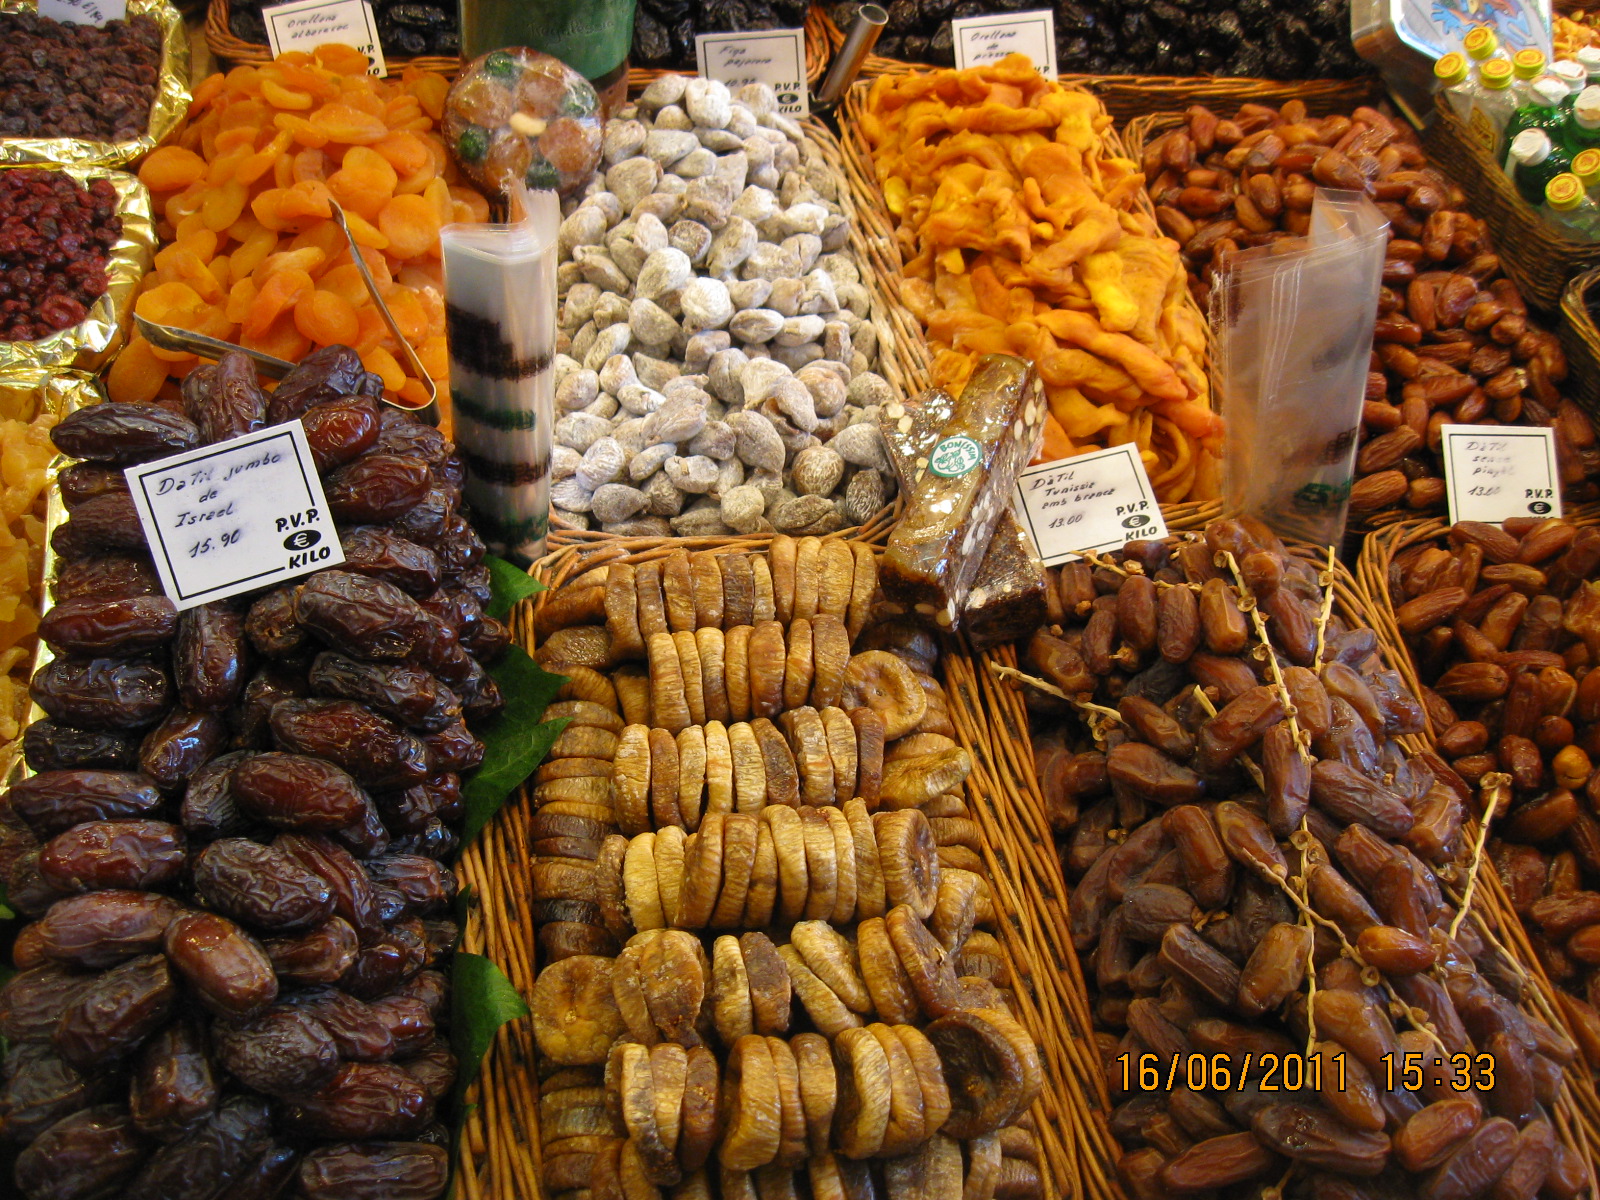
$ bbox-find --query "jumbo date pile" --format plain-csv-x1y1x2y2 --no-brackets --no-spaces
1024,518,1590,1200
0,345,511,1200
521,542,1048,1197
0,169,119,342
1143,101,1600,517
1382,516,1600,1071
0,12,161,143
827,0,1365,75
632,0,809,72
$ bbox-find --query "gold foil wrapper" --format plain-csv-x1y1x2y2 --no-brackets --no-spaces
0,0,191,169
0,164,155,374
0,369,102,786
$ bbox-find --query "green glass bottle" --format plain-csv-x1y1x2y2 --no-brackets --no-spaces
1509,129,1573,207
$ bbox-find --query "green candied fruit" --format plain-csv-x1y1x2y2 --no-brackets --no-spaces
482,50,517,81
525,154,561,190
560,80,599,118
456,125,490,164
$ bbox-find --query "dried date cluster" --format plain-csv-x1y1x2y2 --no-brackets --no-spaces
0,12,162,142
521,543,1049,1196
1024,519,1589,1200
0,169,120,343
1384,517,1600,1072
0,345,510,1200
829,0,1365,75
632,0,809,70
1144,100,1600,518
228,0,458,59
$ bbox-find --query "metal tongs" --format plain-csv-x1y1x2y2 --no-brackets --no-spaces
135,200,441,427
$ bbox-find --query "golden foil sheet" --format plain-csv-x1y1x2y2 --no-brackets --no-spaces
0,164,155,374
0,0,191,169
0,369,102,785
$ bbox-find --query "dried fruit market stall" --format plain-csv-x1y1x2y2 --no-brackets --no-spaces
9,5,1600,1200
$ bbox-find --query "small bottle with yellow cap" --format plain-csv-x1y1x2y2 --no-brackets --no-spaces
1542,172,1600,239
1468,57,1519,156
1435,53,1476,123
1512,47,1548,105
1572,146,1600,201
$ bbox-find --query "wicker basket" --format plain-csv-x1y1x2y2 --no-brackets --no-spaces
1560,263,1600,416
1420,93,1600,314
456,535,1099,1199
814,6,1383,122
836,77,1222,529
962,530,1600,1199
1356,516,1600,1131
208,0,831,84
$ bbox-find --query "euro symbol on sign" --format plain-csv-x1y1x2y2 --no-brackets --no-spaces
283,529,321,551
1529,501,1552,515
1121,514,1150,529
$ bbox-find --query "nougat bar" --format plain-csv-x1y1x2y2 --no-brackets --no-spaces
878,381,1048,647
880,354,1047,630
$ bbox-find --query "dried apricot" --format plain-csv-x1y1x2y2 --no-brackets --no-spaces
243,267,313,339
262,79,314,110
294,289,361,347
201,180,249,232
377,194,440,259
363,345,406,391
139,145,206,191
106,335,168,405
327,146,397,220
312,102,388,145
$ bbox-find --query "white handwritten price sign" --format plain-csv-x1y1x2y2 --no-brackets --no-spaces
1011,443,1167,565
263,0,387,76
696,29,809,117
124,422,344,612
38,0,126,26
951,9,1057,76
1441,424,1562,526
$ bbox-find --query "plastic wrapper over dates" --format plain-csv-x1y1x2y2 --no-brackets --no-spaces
1022,518,1594,1200
0,343,514,1200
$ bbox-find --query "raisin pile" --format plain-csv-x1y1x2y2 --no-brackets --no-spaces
0,169,120,342
0,12,162,142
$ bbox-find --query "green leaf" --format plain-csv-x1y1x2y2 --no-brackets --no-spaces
459,645,569,848
450,950,530,1105
483,555,545,621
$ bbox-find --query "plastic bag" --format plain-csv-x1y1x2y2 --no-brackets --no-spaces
1211,188,1390,547
441,185,561,565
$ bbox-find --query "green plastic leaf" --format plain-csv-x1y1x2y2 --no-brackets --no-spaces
450,950,530,1105
483,555,545,621
459,644,569,848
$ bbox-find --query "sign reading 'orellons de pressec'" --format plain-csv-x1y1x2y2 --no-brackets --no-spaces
124,421,345,612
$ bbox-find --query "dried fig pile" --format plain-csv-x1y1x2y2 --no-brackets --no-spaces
1383,516,1600,1070
1023,518,1590,1199
526,538,1048,1197
1141,101,1600,518
0,345,510,1199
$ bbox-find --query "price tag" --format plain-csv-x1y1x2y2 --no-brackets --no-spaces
951,10,1057,77
38,0,126,26
1441,424,1562,526
124,422,344,612
696,29,809,117
1011,443,1167,565
262,0,387,76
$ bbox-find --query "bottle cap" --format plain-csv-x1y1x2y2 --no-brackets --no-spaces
1531,77,1569,108
1510,127,1553,165
1581,46,1600,76
1514,48,1548,79
1577,86,1600,128
1555,60,1590,94
1480,58,1514,89
1464,25,1498,60
1435,52,1470,86
1574,147,1600,185
1546,173,1584,211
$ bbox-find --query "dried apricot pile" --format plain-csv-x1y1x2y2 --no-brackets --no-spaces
117,46,489,411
